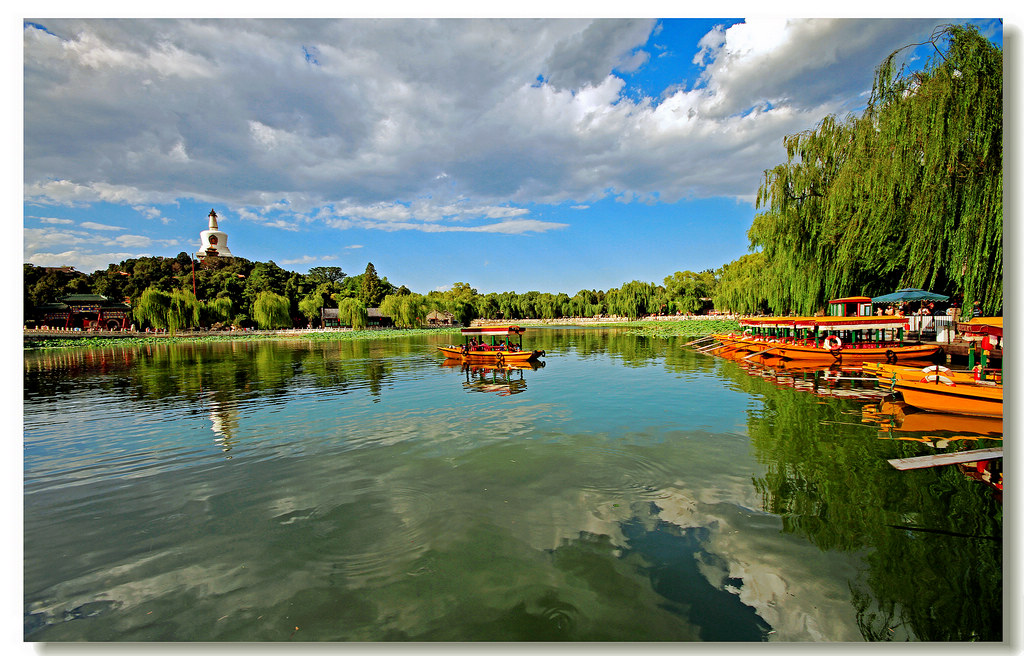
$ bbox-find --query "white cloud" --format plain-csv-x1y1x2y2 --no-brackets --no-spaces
280,254,331,266
80,221,123,231
25,250,136,272
22,17,960,261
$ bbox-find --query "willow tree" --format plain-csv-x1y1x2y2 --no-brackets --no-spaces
252,291,291,329
204,296,233,326
380,293,427,328
336,297,368,329
132,287,201,334
133,287,171,331
750,24,1002,314
167,289,202,333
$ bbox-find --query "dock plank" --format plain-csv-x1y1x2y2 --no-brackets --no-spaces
888,447,1003,471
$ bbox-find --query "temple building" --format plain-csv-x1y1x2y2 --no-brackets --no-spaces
32,294,132,330
197,209,233,259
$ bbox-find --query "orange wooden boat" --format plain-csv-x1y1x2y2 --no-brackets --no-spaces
710,296,941,363
438,325,545,364
892,377,1002,418
862,361,986,385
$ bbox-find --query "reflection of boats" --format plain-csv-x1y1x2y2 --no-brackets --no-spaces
738,360,892,402
438,325,545,364
441,359,544,396
711,296,942,363
863,400,1003,436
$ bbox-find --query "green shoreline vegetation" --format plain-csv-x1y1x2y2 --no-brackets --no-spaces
24,318,741,350
24,26,1000,341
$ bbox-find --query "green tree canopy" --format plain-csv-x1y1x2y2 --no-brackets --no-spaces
336,297,369,329
252,290,292,329
749,24,1002,315
307,266,347,284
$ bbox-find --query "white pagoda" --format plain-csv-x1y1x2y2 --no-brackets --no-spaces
197,209,233,259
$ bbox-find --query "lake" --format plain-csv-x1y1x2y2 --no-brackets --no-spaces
23,329,1003,641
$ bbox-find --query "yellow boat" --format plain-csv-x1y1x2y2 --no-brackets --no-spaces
438,325,546,364
891,377,1002,418
862,361,984,384
864,316,1003,418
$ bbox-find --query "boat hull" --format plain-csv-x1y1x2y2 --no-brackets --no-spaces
438,346,543,363
710,334,941,362
893,379,1003,418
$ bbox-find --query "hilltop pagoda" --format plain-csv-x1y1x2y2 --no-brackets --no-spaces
197,209,233,259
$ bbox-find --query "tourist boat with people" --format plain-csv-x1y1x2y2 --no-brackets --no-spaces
438,325,546,364
711,297,943,363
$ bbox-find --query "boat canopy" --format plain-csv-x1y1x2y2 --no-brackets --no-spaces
741,315,908,331
460,325,527,336
957,317,1002,339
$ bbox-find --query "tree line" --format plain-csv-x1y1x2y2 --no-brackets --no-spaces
24,256,720,332
24,25,1002,330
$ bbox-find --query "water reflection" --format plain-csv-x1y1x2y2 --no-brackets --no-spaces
440,360,545,396
207,396,240,456
23,332,1002,642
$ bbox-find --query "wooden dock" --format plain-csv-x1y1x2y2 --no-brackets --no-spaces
888,447,1003,471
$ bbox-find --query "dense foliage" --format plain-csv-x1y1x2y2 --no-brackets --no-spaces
24,256,720,330
735,25,1002,315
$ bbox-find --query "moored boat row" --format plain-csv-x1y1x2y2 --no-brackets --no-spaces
697,297,1002,421
710,297,942,364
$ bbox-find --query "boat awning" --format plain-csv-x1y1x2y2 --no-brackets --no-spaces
460,325,526,336
801,316,909,331
957,317,1002,338
741,316,907,331
829,296,872,304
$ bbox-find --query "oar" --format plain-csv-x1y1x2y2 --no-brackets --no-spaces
695,341,724,352
743,346,780,360
683,336,716,347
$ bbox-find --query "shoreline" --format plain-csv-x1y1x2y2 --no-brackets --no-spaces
23,317,741,349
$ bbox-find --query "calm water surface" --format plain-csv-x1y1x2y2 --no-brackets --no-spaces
23,329,1002,641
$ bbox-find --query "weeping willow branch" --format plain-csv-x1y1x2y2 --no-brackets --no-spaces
748,24,1001,315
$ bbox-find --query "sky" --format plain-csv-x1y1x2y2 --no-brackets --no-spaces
20,12,1007,296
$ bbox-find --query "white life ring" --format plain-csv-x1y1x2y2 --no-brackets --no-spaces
823,335,842,351
921,365,951,375
743,329,752,336
921,374,956,386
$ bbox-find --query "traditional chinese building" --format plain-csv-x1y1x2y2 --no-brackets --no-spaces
197,209,234,259
33,294,132,330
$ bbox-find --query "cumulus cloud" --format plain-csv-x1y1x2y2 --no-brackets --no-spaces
80,221,123,231
23,17,951,240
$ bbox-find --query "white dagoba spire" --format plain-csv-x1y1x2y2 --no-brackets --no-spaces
198,209,233,259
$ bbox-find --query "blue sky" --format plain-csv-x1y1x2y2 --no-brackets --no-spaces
21,16,1005,295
